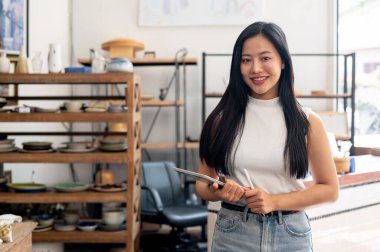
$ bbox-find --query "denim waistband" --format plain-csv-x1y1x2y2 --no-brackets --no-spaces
221,202,298,216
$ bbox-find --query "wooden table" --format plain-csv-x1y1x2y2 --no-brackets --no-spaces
1,222,37,252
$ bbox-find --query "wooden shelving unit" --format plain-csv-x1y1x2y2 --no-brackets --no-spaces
0,73,142,252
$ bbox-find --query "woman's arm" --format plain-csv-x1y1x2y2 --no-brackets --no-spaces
245,112,339,213
195,160,245,202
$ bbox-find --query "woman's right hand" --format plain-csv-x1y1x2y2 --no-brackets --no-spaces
209,178,245,202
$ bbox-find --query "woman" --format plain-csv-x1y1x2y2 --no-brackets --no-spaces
196,22,339,251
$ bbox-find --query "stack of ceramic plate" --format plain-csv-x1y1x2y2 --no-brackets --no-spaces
0,139,16,153
20,141,54,153
59,141,96,153
99,138,127,152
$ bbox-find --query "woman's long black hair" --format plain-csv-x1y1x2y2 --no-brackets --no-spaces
199,22,310,179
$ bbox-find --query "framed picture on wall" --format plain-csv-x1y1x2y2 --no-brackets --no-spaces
0,0,28,97
0,0,29,56
139,0,265,26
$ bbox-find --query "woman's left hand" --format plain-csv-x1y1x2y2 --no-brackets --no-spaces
244,188,275,214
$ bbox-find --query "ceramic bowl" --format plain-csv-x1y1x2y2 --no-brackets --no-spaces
102,208,125,226
77,221,97,231
64,101,83,112
106,58,133,73
38,214,54,226
63,211,79,224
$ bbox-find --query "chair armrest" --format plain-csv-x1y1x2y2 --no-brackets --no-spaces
141,185,164,212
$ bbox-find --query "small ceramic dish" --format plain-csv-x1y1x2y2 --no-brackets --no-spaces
77,221,98,232
54,220,76,231
38,214,54,226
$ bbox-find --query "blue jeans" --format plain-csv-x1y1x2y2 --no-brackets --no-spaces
212,206,313,252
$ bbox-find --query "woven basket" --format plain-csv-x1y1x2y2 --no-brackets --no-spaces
334,157,350,174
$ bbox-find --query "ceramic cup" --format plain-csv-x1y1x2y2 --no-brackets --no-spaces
64,101,83,112
63,211,80,224
102,208,125,226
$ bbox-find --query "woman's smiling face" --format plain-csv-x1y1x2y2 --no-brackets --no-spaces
240,34,284,100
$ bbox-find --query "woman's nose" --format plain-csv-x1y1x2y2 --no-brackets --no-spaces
250,60,262,73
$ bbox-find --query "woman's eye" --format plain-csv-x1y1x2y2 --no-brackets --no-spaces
262,57,271,61
241,58,250,63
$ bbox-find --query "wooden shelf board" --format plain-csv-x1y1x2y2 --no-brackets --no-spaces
4,95,125,100
78,57,197,67
205,92,223,98
0,152,127,163
142,142,199,149
0,112,128,122
0,73,133,84
141,100,184,107
33,230,128,243
0,191,127,203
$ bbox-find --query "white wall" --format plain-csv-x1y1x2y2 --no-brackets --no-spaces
71,0,337,163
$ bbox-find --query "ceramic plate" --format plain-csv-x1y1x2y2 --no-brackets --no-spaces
0,147,17,153
54,183,90,192
35,108,59,113
33,224,53,232
58,147,96,153
19,148,55,153
7,183,47,193
92,184,126,193
85,108,107,113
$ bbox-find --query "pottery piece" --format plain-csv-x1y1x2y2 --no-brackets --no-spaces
48,43,63,73
31,51,43,73
102,208,125,226
15,46,28,73
0,52,11,73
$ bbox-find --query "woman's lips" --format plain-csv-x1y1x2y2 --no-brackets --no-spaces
250,76,268,85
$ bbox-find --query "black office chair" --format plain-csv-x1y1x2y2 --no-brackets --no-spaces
141,161,208,251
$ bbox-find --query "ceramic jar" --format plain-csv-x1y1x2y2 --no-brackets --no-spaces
0,52,11,73
48,43,63,73
15,46,28,73
31,51,43,73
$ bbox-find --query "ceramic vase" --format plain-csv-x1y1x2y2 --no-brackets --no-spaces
31,51,43,73
91,50,105,73
0,52,11,73
15,46,29,73
48,43,63,73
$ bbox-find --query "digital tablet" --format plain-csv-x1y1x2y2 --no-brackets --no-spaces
172,167,225,187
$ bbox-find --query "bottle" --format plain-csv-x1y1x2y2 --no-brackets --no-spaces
0,52,11,73
31,51,43,73
48,43,63,73
15,46,28,73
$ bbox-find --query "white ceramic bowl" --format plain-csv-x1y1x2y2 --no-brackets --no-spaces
64,101,83,112
102,208,125,226
63,211,79,224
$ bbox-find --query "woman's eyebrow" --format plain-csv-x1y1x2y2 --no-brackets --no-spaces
242,51,273,57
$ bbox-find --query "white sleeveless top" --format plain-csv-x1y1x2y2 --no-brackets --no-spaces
228,96,311,194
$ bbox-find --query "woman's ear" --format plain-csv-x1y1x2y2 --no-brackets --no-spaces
281,62,285,69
